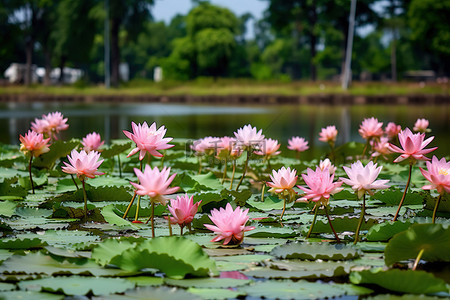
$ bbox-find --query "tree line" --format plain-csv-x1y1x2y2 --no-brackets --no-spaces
1,0,449,86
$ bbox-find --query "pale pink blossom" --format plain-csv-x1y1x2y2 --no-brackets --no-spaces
340,161,390,199
43,111,69,134
204,203,255,245
388,128,437,163
130,166,179,205
297,167,343,206
30,118,48,135
167,194,201,228
371,137,392,158
359,117,383,140
287,137,309,152
254,138,281,157
318,126,338,143
267,167,297,195
419,156,450,195
217,136,235,155
19,130,51,157
191,136,220,155
385,122,401,139
413,118,430,133
82,132,104,152
234,124,265,150
319,158,336,175
123,122,174,160
62,149,104,180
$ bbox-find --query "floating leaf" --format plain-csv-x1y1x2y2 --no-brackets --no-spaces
101,141,132,159
191,172,224,191
105,286,201,300
302,216,378,235
18,276,135,296
187,287,245,300
165,278,252,289
373,189,424,206
125,277,164,286
0,291,64,300
246,226,297,238
384,223,450,266
91,239,138,266
111,236,218,278
0,201,17,217
33,139,79,169
247,195,294,211
366,221,412,242
271,242,360,261
0,238,47,250
350,268,449,294
101,205,138,228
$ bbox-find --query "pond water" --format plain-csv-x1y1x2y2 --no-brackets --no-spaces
1,102,449,158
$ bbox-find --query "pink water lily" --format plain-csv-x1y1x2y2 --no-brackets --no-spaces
420,156,450,195
341,161,390,199
130,165,179,205
371,137,392,159
191,136,220,155
318,125,338,143
234,124,264,150
319,158,336,175
204,203,255,245
123,121,174,160
359,117,384,140
82,132,104,152
62,149,104,180
31,111,69,141
388,128,437,163
297,167,343,206
385,122,401,139
287,136,309,152
420,156,450,223
267,167,297,194
167,194,201,234
413,118,430,133
19,130,51,158
254,138,281,158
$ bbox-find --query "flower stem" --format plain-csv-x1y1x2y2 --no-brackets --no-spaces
325,205,341,243
412,248,425,271
362,138,371,158
306,205,319,239
123,192,137,219
236,150,250,191
151,201,155,238
117,154,122,178
168,216,173,236
393,163,413,221
70,175,79,190
354,194,366,245
198,156,202,174
280,195,287,222
230,159,236,189
134,195,141,222
28,155,34,194
432,193,443,224
221,157,228,184
180,226,184,236
261,184,266,202
81,179,88,219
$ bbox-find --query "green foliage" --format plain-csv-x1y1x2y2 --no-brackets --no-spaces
271,242,360,261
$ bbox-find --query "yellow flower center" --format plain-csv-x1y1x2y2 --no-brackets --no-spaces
438,168,449,176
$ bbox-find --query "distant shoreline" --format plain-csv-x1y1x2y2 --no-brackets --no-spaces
0,93,448,105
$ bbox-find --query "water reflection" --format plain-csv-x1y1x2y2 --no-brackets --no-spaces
0,102,448,158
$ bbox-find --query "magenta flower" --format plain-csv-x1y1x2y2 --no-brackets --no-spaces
319,158,336,175
254,138,281,158
318,125,338,143
413,118,430,133
204,203,255,245
359,117,384,140
297,167,343,206
385,122,401,139
19,130,51,158
388,128,437,163
167,194,201,234
341,161,390,199
420,156,450,195
287,136,309,152
267,167,297,194
123,122,174,160
234,124,264,150
62,149,104,180
82,132,104,152
420,156,450,223
130,165,179,205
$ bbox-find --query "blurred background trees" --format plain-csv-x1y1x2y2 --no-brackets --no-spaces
0,0,448,85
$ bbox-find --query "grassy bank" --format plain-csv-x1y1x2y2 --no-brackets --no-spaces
0,80,448,96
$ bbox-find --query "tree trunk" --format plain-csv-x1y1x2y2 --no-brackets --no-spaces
110,17,120,87
391,28,397,82
309,0,317,81
44,48,52,86
59,56,66,84
25,38,33,86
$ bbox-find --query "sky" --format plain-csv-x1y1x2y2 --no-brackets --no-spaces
152,0,269,38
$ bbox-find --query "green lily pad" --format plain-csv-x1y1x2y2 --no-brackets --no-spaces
165,277,252,288
101,141,132,159
271,242,360,261
302,216,378,235
247,195,294,211
366,221,412,242
104,286,201,300
18,276,135,296
91,238,138,266
187,287,245,300
373,189,424,206
246,226,297,238
125,276,164,286
101,204,139,228
0,238,47,250
111,236,218,278
384,223,450,266
350,268,449,294
0,201,17,217
0,291,64,300
33,139,79,169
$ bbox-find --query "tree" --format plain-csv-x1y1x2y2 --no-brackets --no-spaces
408,0,450,75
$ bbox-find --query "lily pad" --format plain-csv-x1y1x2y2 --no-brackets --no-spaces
271,242,360,261
187,287,245,300
104,286,201,300
384,223,450,266
247,195,295,211
165,277,252,288
350,268,449,294
0,201,17,217
91,238,138,266
366,221,412,242
0,291,64,300
246,226,297,238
